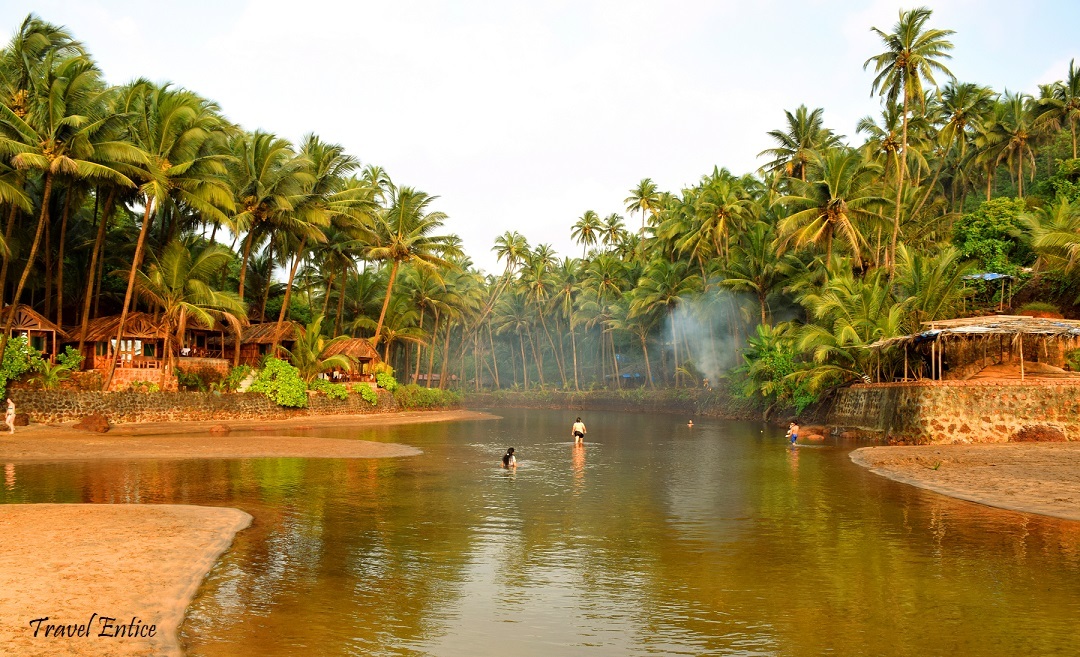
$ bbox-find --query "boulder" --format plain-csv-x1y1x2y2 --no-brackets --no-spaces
73,413,111,433
12,412,29,427
804,433,826,442
1012,425,1067,442
208,424,231,435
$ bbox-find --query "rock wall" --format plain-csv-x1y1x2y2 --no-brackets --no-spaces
828,380,1080,444
9,388,397,425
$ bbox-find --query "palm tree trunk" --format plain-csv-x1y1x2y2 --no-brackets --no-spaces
538,310,567,387
426,308,440,388
671,311,680,387
570,324,580,391
0,186,23,306
78,188,117,355
438,320,451,389
889,91,910,272
0,174,54,363
486,320,500,388
412,306,426,383
518,332,528,388
237,228,257,303
526,325,545,388
610,330,621,389
372,260,400,345
640,332,654,388
104,196,155,391
55,187,74,328
271,236,307,354
1017,156,1024,198
334,264,348,337
43,208,52,320
321,271,335,318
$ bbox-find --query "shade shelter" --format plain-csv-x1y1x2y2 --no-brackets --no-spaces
234,322,299,366
869,315,1080,382
1,304,69,361
67,312,167,370
320,337,382,382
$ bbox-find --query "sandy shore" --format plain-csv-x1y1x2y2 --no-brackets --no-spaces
0,409,496,462
851,443,1080,521
0,504,251,657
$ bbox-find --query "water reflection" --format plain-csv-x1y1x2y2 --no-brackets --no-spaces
0,410,1077,656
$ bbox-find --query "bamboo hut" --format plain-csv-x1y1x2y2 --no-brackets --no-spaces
321,337,382,382
234,322,299,366
869,315,1080,382
1,304,69,361
66,312,167,370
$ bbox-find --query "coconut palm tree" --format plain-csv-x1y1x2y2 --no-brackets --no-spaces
759,105,842,182
600,213,626,250
983,91,1044,198
719,220,785,326
1035,59,1080,158
1023,195,1080,278
284,315,354,383
367,186,452,345
570,209,601,259
624,178,661,238
865,6,954,269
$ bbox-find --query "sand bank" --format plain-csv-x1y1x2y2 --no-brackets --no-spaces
0,409,497,462
0,504,251,657
850,443,1080,522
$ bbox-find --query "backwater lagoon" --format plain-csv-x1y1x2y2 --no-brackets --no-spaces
3,409,1078,656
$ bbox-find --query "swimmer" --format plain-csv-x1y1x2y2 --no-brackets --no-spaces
687,419,694,427
786,419,800,446
571,417,587,444
501,447,517,468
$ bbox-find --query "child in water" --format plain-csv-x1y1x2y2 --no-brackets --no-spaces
572,417,587,444
786,419,800,446
501,447,517,468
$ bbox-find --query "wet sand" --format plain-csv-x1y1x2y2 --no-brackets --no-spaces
851,443,1080,522
0,409,496,462
0,504,251,657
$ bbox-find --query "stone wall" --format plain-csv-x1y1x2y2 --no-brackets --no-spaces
828,380,1080,444
10,388,397,425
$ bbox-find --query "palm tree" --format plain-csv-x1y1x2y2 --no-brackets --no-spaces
1035,59,1080,158
759,105,842,181
983,91,1043,198
284,315,354,383
631,258,700,386
367,186,452,345
600,213,626,249
571,210,601,259
720,220,785,326
865,6,954,269
777,148,886,266
129,239,246,381
1023,195,1080,277
103,81,233,389
0,55,139,361
624,178,661,238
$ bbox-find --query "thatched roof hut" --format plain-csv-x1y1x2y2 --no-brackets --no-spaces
322,337,381,363
70,312,169,343
2,304,69,355
240,321,300,345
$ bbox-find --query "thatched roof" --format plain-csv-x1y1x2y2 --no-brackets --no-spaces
869,315,1080,351
65,312,168,343
241,321,299,344
322,337,381,362
1,305,69,339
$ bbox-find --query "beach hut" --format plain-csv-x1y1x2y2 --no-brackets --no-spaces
320,337,382,382
868,315,1080,382
1,304,69,361
234,322,300,366
67,312,168,371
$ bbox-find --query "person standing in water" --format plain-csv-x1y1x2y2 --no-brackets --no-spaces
571,417,587,444
5,398,14,435
786,419,800,446
502,447,517,468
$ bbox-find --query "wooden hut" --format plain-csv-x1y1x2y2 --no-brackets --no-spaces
1,304,69,361
67,312,167,371
869,315,1080,382
321,337,382,382
234,322,299,366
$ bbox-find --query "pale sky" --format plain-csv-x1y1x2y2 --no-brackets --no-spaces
4,1,1079,273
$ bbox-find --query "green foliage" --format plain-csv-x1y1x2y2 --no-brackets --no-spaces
356,384,379,405
1034,159,1080,202
32,360,72,390
127,380,160,393
375,371,399,392
222,365,253,392
249,357,308,408
309,378,349,400
953,198,1035,273
1066,349,1080,371
176,365,225,392
56,345,84,371
736,324,818,415
1018,301,1061,314
0,336,45,399
393,384,461,409
263,295,313,327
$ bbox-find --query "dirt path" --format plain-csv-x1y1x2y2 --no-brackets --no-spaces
850,443,1080,522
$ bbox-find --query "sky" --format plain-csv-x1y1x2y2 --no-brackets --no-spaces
3,0,1079,273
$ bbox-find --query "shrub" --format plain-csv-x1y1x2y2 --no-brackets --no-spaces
32,361,72,390
356,384,379,405
56,345,84,371
375,371,399,392
177,364,224,392
249,357,308,407
394,383,461,409
953,198,1035,273
222,364,253,392
309,378,349,400
0,336,45,398
128,380,160,393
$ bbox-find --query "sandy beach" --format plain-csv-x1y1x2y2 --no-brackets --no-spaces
0,504,251,657
0,409,495,655
850,442,1080,522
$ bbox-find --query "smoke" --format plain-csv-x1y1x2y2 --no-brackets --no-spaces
666,289,757,385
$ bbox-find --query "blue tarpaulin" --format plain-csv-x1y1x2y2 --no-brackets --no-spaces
963,272,1013,281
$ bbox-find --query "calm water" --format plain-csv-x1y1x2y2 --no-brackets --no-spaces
3,409,1079,656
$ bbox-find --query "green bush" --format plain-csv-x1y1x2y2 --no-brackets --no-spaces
0,336,45,398
249,357,308,408
56,345,84,371
32,360,72,390
375,371,399,392
309,378,349,400
128,380,160,393
356,384,379,405
953,198,1035,273
222,364,253,392
394,383,461,409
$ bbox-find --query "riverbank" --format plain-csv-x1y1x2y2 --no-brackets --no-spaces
0,504,251,657
850,443,1080,521
466,387,762,420
0,409,495,461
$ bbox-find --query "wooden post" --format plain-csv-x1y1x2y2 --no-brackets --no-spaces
931,339,936,380
1019,336,1025,381
904,344,909,381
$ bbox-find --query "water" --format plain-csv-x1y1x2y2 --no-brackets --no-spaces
2,408,1079,656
